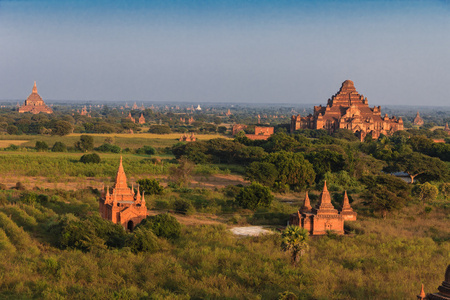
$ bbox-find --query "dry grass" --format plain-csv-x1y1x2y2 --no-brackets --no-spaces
0,140,29,147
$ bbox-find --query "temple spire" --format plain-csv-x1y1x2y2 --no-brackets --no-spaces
32,81,37,93
417,284,426,300
300,191,312,213
114,156,129,191
314,181,338,214
342,191,351,210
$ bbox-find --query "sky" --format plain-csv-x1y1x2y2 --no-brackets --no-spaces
0,0,449,106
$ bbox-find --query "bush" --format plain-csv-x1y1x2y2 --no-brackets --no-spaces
52,142,67,152
135,145,156,155
136,179,164,195
94,143,121,153
15,182,26,190
173,199,195,215
137,213,181,240
80,153,101,164
236,182,274,210
35,141,48,152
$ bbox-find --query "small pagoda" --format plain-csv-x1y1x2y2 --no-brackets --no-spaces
99,157,147,230
289,182,356,235
418,265,450,300
18,82,53,114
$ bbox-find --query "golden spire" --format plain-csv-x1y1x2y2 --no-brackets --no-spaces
114,156,128,191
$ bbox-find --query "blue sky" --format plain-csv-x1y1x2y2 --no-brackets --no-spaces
0,0,449,105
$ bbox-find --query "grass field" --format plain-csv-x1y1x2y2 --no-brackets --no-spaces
0,133,230,149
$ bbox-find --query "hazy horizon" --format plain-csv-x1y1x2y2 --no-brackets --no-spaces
1,0,449,106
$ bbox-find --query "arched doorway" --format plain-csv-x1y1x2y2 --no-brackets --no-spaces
127,220,134,231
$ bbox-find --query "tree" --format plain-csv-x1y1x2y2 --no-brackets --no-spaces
80,153,101,164
7,125,18,135
387,152,449,183
126,227,160,253
440,183,450,199
281,225,309,265
168,158,194,187
136,213,181,240
148,125,171,134
52,141,67,152
361,175,411,218
75,135,94,152
305,149,347,181
136,179,164,195
135,145,156,155
412,182,439,204
52,120,73,136
218,126,227,134
235,182,274,210
94,143,121,153
35,141,48,152
245,162,278,187
265,151,316,191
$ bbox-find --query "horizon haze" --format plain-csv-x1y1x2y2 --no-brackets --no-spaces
1,0,449,106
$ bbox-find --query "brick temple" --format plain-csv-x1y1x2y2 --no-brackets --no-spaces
414,111,425,126
418,265,450,300
289,182,356,235
18,81,53,114
99,157,147,230
290,80,403,140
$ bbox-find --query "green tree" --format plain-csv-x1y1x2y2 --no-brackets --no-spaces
52,120,73,136
7,125,18,135
387,152,449,183
137,213,181,240
412,182,439,204
265,151,315,191
126,227,160,253
245,162,278,187
281,225,309,265
361,175,411,218
136,179,164,195
52,141,67,152
75,135,94,152
235,182,274,210
148,125,171,134
35,141,48,152
440,182,450,199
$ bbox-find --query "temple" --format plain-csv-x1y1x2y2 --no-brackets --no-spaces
289,182,356,235
138,113,145,124
99,157,148,230
290,80,403,140
418,265,450,300
414,111,425,126
18,82,53,114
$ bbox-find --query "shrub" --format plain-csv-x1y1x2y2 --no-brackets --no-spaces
75,135,94,152
94,143,121,153
173,199,195,215
15,182,26,190
236,182,274,210
135,145,156,155
80,153,101,164
52,141,67,152
35,141,48,152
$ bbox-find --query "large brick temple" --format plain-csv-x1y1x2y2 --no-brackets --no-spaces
99,157,147,230
290,80,403,140
18,81,53,114
289,182,357,235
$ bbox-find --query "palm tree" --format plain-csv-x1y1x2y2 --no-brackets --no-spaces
281,225,309,265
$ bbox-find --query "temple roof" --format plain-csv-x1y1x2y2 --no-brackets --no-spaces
314,181,338,214
300,191,312,213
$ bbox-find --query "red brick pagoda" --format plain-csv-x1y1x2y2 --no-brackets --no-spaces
289,182,356,235
99,157,147,230
290,80,403,140
18,81,53,114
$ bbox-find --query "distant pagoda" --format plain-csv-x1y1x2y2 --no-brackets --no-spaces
18,81,53,114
